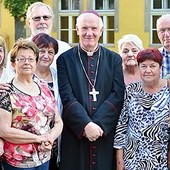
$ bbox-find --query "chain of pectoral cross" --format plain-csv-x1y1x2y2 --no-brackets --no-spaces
78,45,100,101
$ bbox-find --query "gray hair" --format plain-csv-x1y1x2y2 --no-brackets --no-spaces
76,13,104,29
0,36,7,67
156,14,170,29
117,34,144,53
26,2,54,20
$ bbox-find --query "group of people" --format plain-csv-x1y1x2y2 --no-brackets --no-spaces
0,1,169,170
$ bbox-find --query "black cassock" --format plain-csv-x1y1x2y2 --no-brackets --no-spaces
57,45,125,170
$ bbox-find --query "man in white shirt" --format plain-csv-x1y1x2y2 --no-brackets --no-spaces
4,2,71,82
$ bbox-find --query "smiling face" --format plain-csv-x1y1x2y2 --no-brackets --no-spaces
139,59,161,84
76,13,103,51
157,15,170,51
120,42,140,68
12,48,37,78
37,46,55,69
27,5,53,37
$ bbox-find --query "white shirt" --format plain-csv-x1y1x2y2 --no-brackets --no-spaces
2,38,71,82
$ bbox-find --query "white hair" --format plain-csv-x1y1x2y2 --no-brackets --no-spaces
156,14,170,28
26,2,54,20
117,34,144,53
76,13,104,29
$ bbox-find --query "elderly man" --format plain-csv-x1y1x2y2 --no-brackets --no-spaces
4,2,70,82
26,2,71,69
156,14,170,78
0,2,70,170
57,10,125,170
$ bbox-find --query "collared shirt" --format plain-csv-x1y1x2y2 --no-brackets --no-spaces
159,47,170,78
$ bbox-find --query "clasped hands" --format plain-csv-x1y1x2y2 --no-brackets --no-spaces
84,122,103,142
38,132,55,152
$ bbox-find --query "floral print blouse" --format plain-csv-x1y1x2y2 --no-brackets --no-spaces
0,80,57,168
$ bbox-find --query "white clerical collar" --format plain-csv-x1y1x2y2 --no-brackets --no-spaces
80,45,99,56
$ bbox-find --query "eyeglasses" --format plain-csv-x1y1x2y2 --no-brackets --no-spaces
158,28,170,34
16,57,36,63
32,15,52,22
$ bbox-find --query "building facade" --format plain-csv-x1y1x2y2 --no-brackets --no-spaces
0,0,170,51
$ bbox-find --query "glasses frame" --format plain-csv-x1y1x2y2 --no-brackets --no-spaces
31,15,52,22
15,57,36,63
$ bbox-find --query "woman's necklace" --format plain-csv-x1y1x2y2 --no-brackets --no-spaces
78,45,100,101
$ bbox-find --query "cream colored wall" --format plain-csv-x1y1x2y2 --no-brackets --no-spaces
0,3,15,51
113,0,149,53
0,0,150,52
0,0,55,51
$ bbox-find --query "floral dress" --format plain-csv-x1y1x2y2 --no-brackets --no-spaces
114,81,170,170
0,80,57,168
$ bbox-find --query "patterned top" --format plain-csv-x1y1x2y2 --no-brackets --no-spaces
114,81,170,170
159,47,170,78
0,80,57,168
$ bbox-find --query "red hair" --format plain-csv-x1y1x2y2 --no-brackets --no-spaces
137,48,162,66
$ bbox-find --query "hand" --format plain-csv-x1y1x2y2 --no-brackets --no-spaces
84,122,103,141
0,83,11,92
0,146,4,156
37,133,55,145
38,141,53,152
116,149,125,170
167,117,170,127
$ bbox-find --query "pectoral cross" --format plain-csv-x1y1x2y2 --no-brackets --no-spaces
89,87,99,101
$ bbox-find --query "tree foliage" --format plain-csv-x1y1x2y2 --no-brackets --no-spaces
4,0,43,19
3,0,43,40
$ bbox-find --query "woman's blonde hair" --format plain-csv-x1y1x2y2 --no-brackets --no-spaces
0,36,7,67
10,38,39,63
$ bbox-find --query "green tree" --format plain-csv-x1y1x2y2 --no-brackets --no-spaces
4,0,42,41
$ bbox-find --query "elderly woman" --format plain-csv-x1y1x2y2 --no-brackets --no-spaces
32,33,60,109
32,33,62,170
0,39,63,170
114,48,169,169
0,36,8,82
117,34,144,85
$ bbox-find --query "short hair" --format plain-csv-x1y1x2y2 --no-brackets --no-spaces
137,48,162,66
117,34,144,53
156,14,170,29
10,38,39,63
32,33,58,55
76,10,104,29
26,2,54,20
0,36,7,67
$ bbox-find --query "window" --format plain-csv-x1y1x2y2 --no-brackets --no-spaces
57,0,118,46
149,0,170,45
58,0,80,45
92,0,116,46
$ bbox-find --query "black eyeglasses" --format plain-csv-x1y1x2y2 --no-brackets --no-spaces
32,15,52,22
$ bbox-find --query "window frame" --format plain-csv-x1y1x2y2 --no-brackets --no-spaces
147,0,170,46
56,0,118,46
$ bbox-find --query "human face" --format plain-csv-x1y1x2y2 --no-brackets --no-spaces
120,42,140,68
157,17,170,51
139,59,161,85
27,6,53,37
37,47,55,69
76,14,103,51
0,47,5,66
13,49,37,77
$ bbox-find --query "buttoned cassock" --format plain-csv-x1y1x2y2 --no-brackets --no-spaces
57,45,125,170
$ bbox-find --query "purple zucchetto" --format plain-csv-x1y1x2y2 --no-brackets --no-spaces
80,10,101,18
